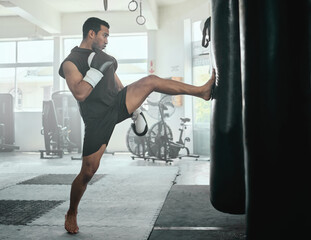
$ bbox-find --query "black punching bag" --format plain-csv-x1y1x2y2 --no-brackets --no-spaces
239,0,311,239
209,0,245,214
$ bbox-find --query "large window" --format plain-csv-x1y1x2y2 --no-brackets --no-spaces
0,35,147,110
62,34,148,89
192,20,213,156
63,38,81,57
0,40,53,111
107,34,148,86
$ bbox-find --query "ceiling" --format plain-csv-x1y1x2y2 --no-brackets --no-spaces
0,0,189,16
0,0,191,33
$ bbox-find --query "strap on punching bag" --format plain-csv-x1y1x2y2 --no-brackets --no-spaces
202,17,211,48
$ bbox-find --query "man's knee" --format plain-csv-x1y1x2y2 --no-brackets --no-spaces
82,172,92,184
81,162,99,184
140,75,158,89
146,74,158,82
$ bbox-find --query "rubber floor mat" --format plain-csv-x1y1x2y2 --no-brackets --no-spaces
0,200,64,225
18,174,106,185
149,185,246,240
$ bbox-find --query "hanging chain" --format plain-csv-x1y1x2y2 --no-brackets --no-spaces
136,0,146,25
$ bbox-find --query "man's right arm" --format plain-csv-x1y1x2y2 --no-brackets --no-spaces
63,50,114,102
62,61,93,102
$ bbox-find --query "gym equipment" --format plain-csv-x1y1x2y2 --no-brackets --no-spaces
40,100,65,158
209,0,245,214
52,91,82,154
40,91,81,159
136,0,146,25
0,93,19,151
126,95,199,163
239,0,311,239
128,0,138,12
147,99,199,162
126,126,148,159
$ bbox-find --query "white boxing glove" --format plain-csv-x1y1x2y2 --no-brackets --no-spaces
83,49,114,88
131,108,148,136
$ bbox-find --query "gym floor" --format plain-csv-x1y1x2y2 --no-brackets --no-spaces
0,151,245,240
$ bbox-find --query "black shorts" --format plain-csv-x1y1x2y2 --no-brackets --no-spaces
82,87,131,157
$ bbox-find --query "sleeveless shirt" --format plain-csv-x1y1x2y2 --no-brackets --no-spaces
59,47,119,121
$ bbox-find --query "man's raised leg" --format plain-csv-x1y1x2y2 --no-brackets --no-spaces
65,144,106,234
125,69,215,114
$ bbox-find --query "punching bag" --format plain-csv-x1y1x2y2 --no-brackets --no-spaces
209,0,245,214
239,0,311,239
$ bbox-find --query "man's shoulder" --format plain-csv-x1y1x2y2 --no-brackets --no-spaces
59,47,91,78
68,46,92,58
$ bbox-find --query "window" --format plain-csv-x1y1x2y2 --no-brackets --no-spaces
0,68,15,93
107,35,147,60
64,38,81,58
106,34,148,86
192,20,213,156
193,57,212,123
18,40,53,63
0,40,53,111
16,66,53,109
0,42,16,64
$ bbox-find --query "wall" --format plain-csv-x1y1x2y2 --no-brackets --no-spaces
14,111,44,151
155,0,210,77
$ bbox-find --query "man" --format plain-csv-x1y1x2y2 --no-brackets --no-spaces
59,17,215,234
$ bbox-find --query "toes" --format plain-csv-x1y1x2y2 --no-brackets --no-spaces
64,214,79,234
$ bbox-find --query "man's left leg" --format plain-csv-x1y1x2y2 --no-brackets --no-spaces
65,144,106,234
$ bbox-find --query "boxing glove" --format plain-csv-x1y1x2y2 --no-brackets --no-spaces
131,108,148,136
83,49,114,88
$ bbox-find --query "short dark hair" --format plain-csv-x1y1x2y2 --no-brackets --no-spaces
82,17,110,39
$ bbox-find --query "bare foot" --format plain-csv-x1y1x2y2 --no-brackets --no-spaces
201,68,216,101
65,212,79,234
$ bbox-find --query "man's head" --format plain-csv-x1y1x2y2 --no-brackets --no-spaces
82,17,110,50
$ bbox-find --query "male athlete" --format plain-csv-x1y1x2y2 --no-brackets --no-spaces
59,17,215,234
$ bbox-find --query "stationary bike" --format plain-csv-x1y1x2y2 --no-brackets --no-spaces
126,95,199,163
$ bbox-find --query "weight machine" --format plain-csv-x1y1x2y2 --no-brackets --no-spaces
40,91,81,159
0,93,19,152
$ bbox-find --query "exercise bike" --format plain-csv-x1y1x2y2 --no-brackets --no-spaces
126,95,199,163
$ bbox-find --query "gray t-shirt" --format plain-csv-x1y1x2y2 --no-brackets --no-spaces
59,46,119,121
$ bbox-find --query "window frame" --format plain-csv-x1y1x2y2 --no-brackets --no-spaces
191,20,213,157
0,39,53,112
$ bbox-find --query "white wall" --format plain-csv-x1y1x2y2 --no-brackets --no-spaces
1,0,211,153
155,0,210,77
14,111,43,151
